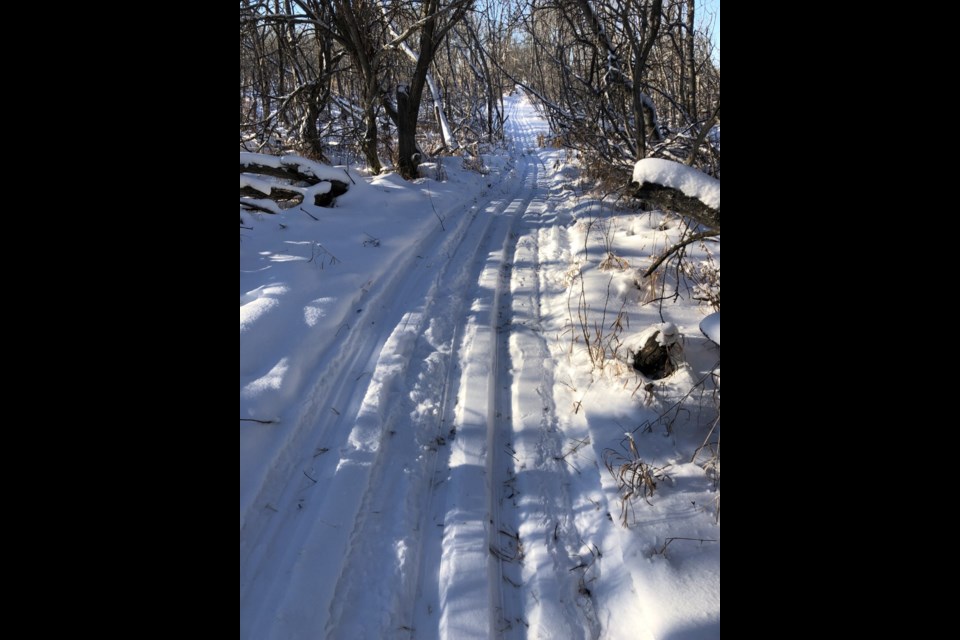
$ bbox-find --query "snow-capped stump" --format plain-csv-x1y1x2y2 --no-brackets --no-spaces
700,312,720,346
240,152,349,210
629,158,720,231
626,322,683,379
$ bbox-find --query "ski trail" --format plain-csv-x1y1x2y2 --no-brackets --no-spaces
495,96,606,639
431,98,543,640
507,153,609,639
435,184,528,639
432,91,603,639
241,89,625,640
325,153,538,640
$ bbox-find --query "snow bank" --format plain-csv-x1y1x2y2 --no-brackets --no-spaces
700,312,720,345
632,158,720,210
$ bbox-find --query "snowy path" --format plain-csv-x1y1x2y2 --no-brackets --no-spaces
240,92,719,639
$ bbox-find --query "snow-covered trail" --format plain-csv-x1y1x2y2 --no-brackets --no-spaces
240,92,718,640
243,95,568,639
238,93,576,639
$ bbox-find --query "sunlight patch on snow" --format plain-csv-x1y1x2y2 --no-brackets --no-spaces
240,284,289,333
242,357,289,398
303,297,334,327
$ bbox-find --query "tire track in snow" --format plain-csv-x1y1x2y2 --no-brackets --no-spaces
487,170,532,638
491,96,602,638
239,177,485,542
488,112,538,639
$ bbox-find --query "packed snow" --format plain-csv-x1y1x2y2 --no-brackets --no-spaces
632,158,721,210
241,90,720,640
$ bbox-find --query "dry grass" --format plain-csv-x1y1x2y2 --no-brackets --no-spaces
461,155,489,175
602,433,673,527
566,268,628,375
598,251,630,271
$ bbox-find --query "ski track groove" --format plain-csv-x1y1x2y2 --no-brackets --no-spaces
433,140,534,639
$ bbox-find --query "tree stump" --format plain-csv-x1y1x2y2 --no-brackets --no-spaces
630,323,681,379
633,332,673,379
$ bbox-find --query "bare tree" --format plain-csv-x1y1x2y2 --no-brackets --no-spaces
385,0,472,178
240,0,718,182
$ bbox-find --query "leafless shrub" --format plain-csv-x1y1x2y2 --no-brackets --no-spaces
684,246,720,311
566,269,628,375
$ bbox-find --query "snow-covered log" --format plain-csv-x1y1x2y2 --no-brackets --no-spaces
630,158,720,230
240,152,349,208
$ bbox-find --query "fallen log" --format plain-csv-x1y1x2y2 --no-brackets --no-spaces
629,158,720,231
629,182,720,231
239,152,349,208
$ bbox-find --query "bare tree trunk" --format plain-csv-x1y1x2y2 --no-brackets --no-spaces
686,99,719,167
362,101,382,174
633,0,664,158
686,1,697,120
396,85,420,178
394,0,470,179
327,0,385,173
396,40,458,151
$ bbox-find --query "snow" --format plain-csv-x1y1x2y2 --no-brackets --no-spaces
656,321,680,346
239,196,281,214
632,158,721,210
241,89,719,639
302,181,332,199
240,174,273,195
700,312,720,345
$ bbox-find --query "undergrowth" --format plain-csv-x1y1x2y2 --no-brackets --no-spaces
602,434,673,527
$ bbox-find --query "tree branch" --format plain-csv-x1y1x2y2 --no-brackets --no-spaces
643,230,719,278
